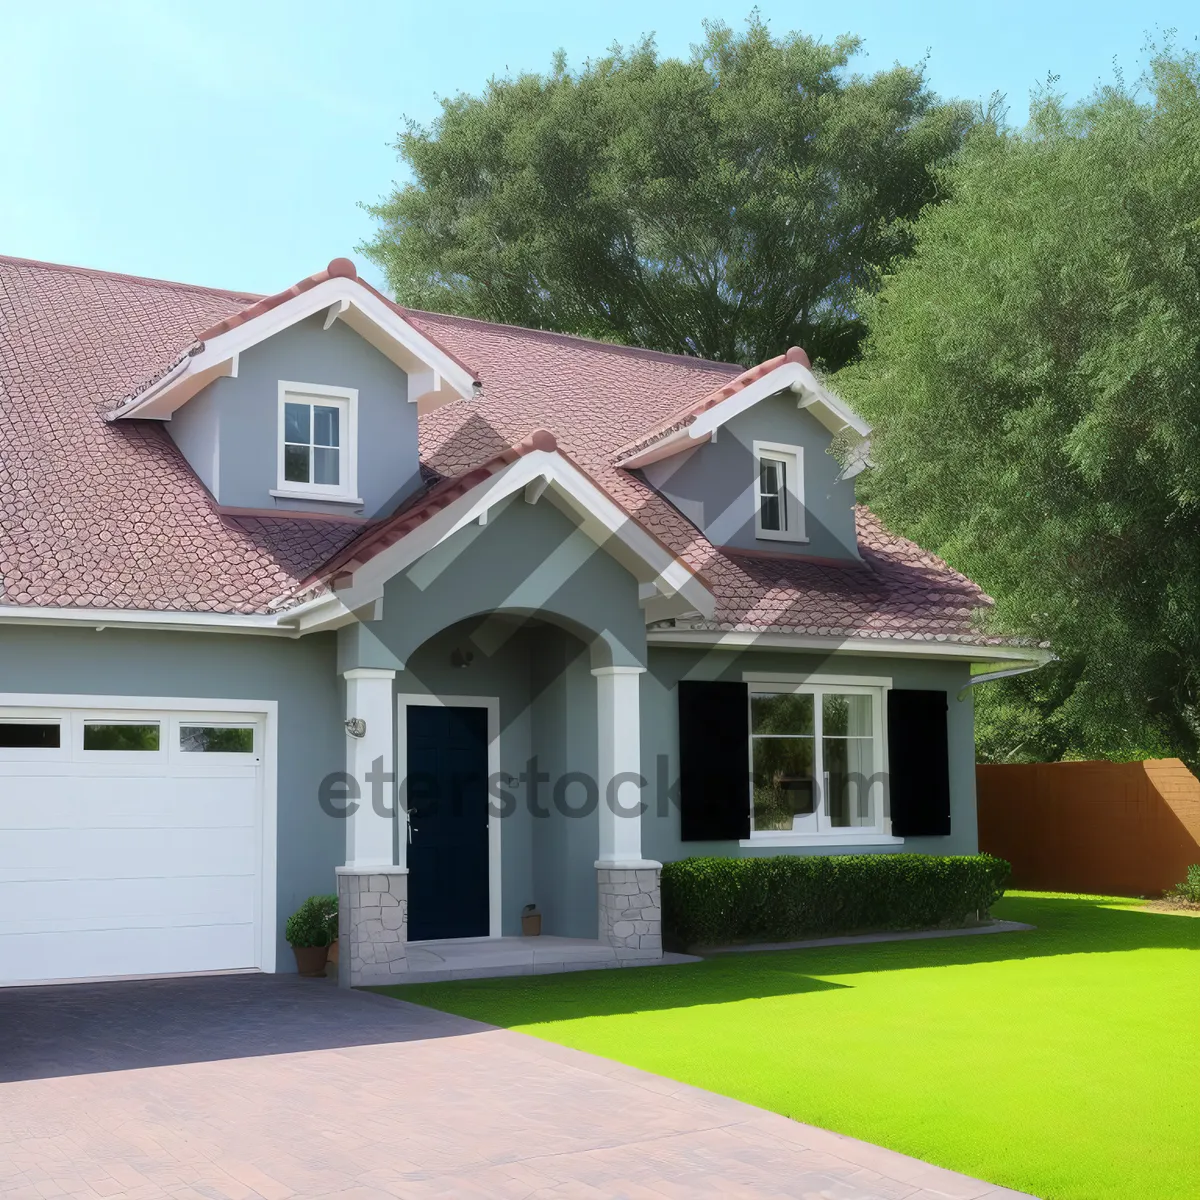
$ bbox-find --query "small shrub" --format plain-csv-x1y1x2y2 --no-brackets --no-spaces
285,894,339,947
1165,863,1200,905
661,853,1011,949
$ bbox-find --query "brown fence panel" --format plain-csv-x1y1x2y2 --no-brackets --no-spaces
976,759,1200,896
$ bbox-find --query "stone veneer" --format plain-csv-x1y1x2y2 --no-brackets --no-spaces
336,868,408,987
596,866,662,956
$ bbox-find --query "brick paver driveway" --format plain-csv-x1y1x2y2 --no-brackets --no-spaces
0,975,1031,1199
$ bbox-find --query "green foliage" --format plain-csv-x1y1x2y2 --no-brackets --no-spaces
285,894,338,948
837,48,1200,765
1166,864,1200,904
361,16,972,369
661,853,1009,947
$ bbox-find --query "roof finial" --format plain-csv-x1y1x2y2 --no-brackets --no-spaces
326,257,357,280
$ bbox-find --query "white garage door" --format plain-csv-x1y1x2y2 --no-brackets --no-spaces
0,703,267,985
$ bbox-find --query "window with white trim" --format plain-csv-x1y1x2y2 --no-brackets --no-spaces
275,382,358,501
749,680,886,838
753,440,805,541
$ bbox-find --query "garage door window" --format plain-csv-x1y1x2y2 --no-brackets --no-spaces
83,722,160,752
0,721,61,749
180,725,255,753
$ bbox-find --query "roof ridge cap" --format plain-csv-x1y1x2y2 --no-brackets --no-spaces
0,254,263,302
407,308,745,372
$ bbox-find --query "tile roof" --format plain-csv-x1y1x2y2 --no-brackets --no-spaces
612,345,812,462
0,254,998,643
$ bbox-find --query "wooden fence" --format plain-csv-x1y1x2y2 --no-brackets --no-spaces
976,758,1200,896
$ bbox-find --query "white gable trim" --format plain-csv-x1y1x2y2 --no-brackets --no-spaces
105,276,477,422
617,360,872,476
287,448,716,634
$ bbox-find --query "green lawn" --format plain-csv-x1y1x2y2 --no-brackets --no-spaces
381,894,1200,1200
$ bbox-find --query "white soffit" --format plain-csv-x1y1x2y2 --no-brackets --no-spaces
105,277,477,422
617,360,872,473
324,449,716,624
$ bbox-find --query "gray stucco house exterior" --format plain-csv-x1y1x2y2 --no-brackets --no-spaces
0,254,1046,987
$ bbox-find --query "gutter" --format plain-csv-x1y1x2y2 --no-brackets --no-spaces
0,603,299,637
957,658,1054,700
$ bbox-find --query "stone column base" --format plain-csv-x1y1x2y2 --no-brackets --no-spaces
336,867,408,987
597,866,662,957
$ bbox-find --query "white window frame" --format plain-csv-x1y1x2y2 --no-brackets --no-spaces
742,672,901,847
753,440,806,542
272,381,360,503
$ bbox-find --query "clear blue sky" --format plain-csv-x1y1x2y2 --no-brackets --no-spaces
3,1,1193,296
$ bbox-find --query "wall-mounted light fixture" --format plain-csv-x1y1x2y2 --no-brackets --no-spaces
344,717,367,738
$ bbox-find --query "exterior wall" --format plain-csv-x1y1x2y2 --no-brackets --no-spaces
340,494,649,673
641,393,859,560
168,314,420,518
0,624,344,972
640,646,978,862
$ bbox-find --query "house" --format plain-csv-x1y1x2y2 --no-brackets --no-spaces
0,255,1048,987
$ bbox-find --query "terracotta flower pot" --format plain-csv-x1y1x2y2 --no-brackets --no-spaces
327,938,339,965
291,943,329,978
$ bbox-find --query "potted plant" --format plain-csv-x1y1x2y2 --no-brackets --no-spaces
286,894,338,977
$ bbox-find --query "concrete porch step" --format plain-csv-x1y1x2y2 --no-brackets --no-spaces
387,936,699,984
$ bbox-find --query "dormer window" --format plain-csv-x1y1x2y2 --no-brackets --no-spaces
754,441,805,542
272,382,360,504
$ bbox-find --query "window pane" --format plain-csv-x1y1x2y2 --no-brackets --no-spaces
758,457,787,531
84,723,160,751
284,402,310,444
823,693,873,738
312,405,340,448
313,446,340,486
759,494,782,531
824,730,875,827
284,442,310,483
751,692,813,736
180,726,254,753
0,723,60,749
752,736,814,830
759,457,782,496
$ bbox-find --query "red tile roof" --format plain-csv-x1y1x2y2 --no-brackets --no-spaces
0,254,998,643
612,345,812,462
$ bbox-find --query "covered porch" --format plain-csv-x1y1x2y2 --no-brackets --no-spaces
326,478,692,985
335,610,663,986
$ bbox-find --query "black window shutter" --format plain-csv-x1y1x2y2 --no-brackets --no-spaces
887,689,951,836
678,681,750,841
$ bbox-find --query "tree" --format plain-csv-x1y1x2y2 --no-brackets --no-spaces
836,50,1200,764
361,17,972,369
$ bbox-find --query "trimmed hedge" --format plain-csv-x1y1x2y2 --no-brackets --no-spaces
661,853,1011,949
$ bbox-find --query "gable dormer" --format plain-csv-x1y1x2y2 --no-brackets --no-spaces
106,259,477,519
615,348,872,561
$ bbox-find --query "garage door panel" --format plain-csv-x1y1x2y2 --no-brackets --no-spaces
0,777,258,830
4,922,257,984
0,703,266,984
1,828,257,883
0,873,257,932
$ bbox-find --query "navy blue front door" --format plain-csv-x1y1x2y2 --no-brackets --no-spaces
406,705,490,941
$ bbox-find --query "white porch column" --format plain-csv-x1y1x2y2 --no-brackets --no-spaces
342,667,397,869
592,665,653,867
338,668,408,987
592,665,662,959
